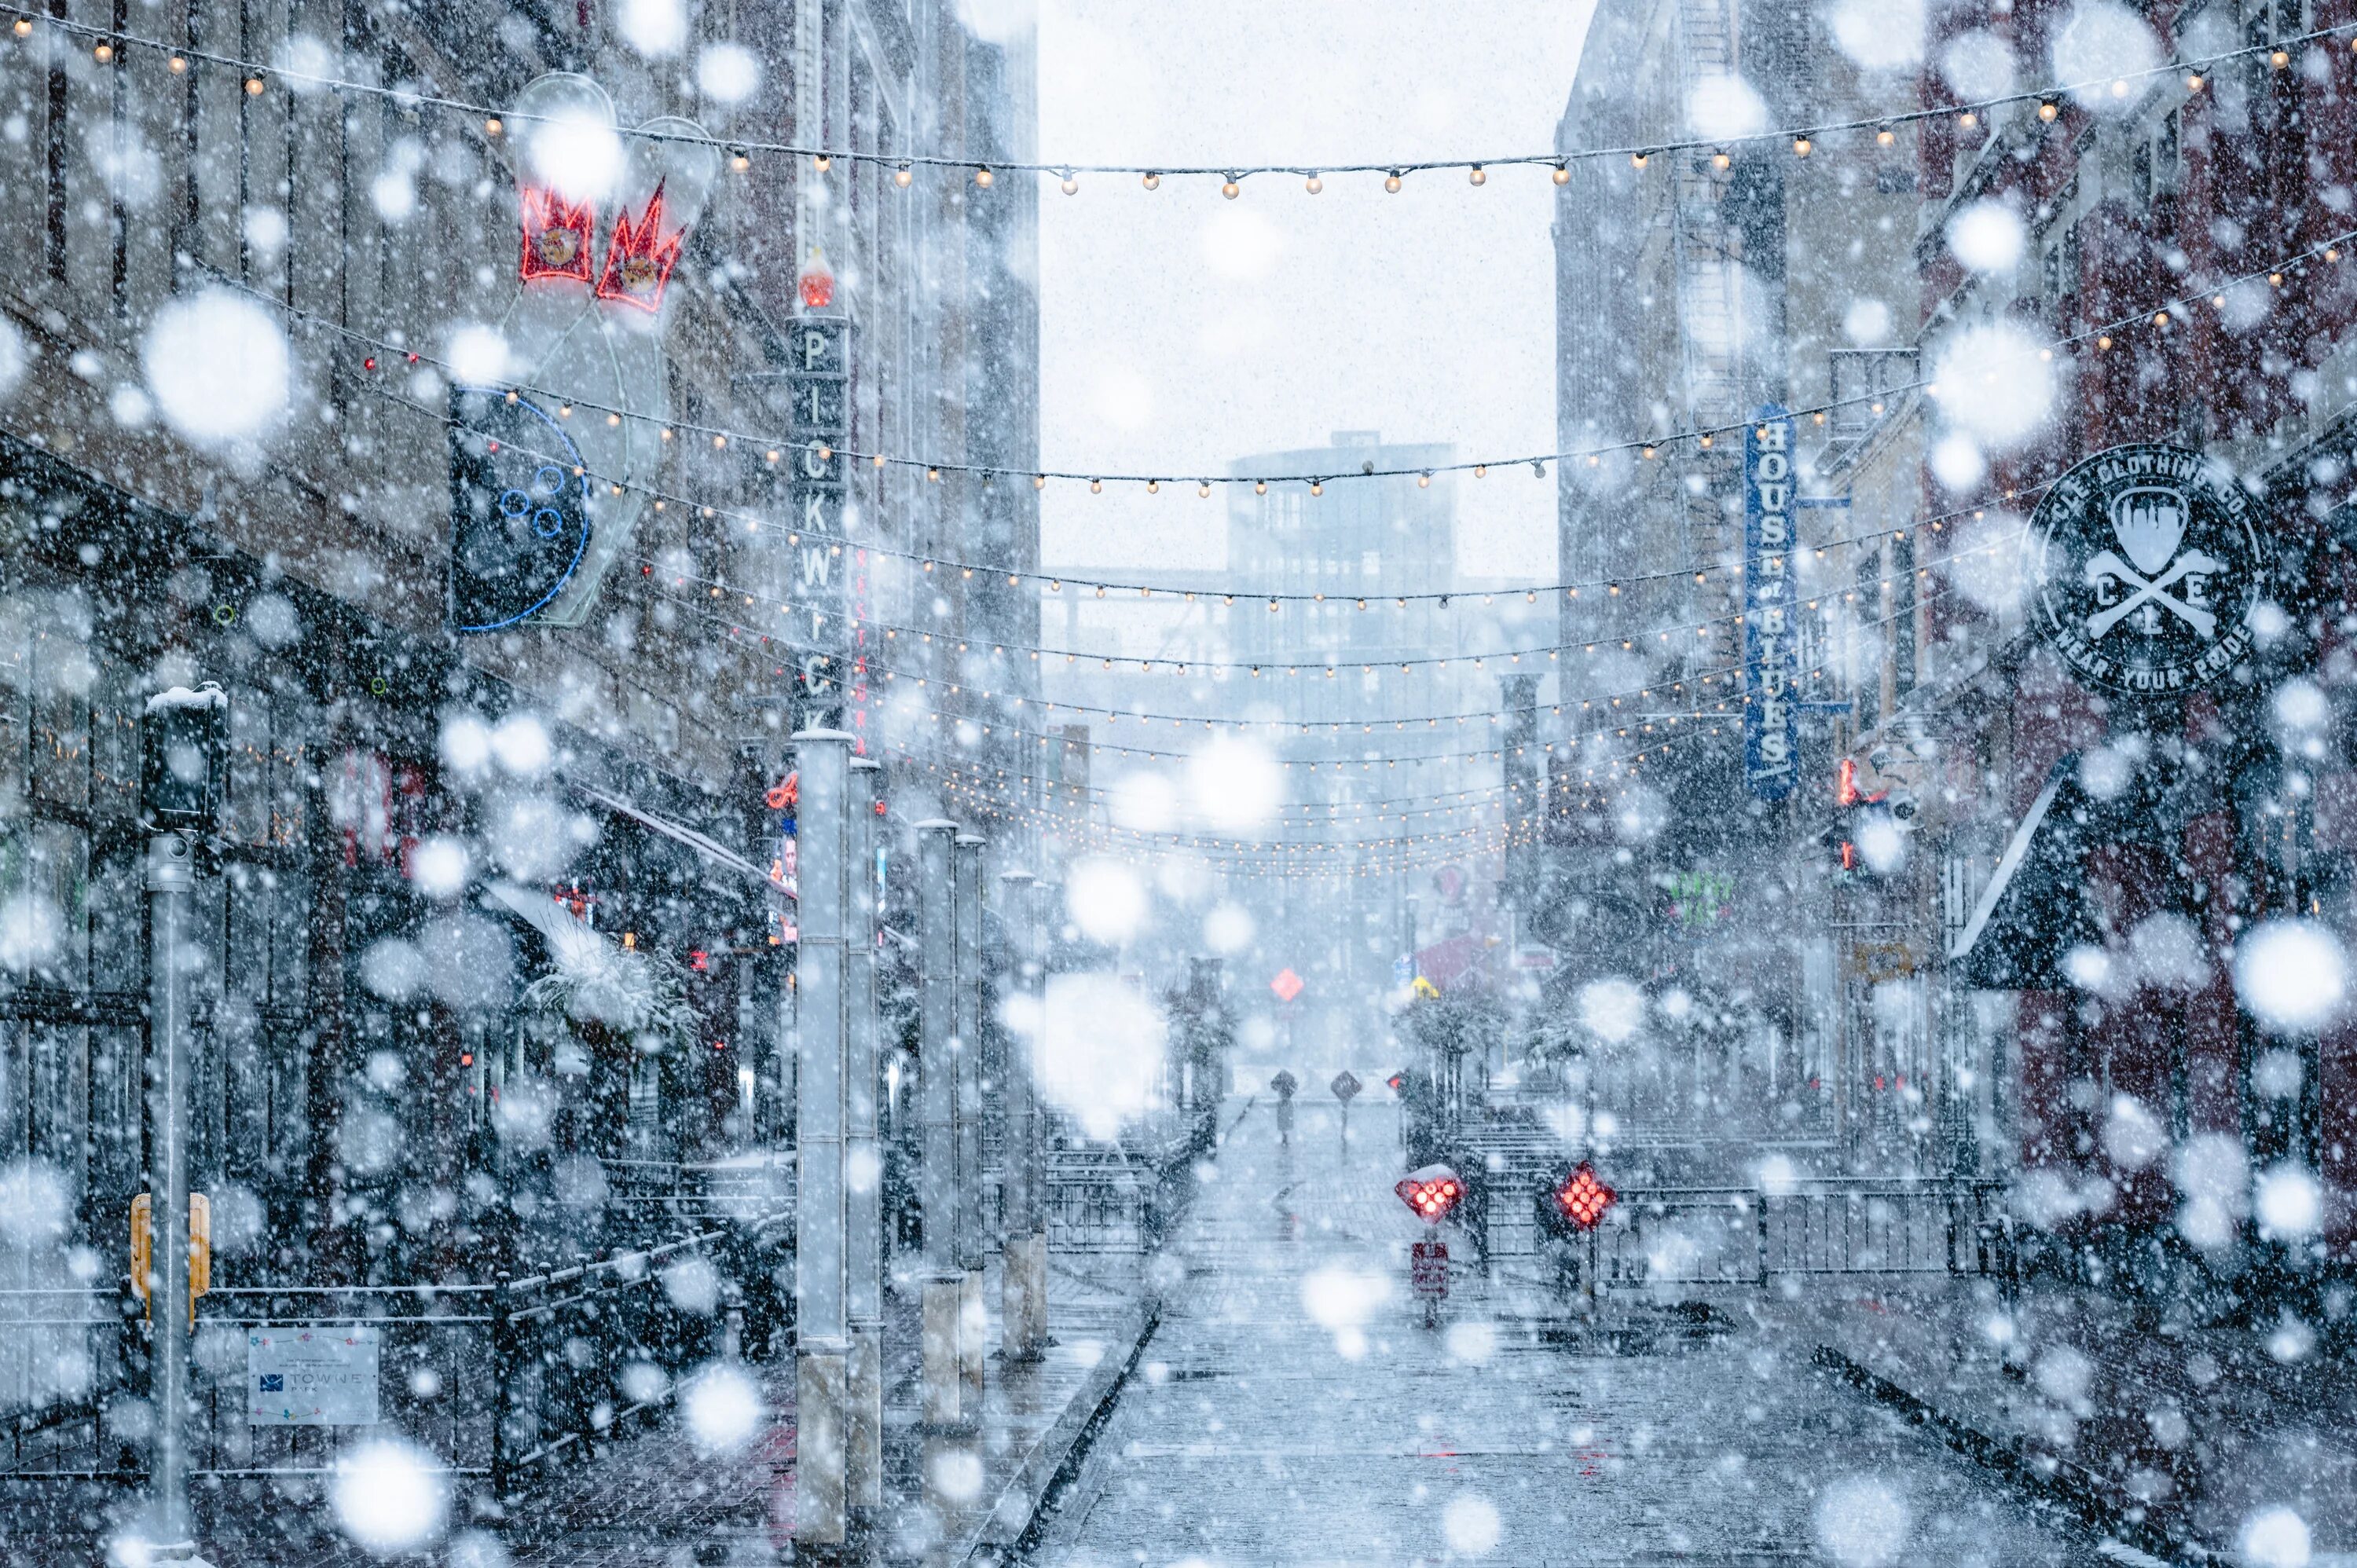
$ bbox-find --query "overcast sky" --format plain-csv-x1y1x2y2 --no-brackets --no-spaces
1032,1,1597,584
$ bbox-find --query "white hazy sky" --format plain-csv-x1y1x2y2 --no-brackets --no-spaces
1032,1,1596,583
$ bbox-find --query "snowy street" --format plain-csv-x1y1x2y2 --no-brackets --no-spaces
5,0,2357,1562
1028,1100,2103,1566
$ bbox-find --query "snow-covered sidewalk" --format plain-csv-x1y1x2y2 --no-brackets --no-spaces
1765,1279,2357,1564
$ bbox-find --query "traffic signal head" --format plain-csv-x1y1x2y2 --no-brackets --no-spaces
1395,1163,1463,1225
1549,1163,1616,1230
1385,1071,1405,1093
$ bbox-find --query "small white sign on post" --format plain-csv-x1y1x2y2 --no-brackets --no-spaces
247,1326,382,1427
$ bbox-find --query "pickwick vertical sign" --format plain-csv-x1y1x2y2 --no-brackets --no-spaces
2025,443,2272,694
786,317,851,735
1743,407,1799,799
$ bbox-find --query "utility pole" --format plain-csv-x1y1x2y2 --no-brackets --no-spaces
952,833,988,1398
791,729,852,1550
998,869,1047,1358
845,757,883,1523
140,682,225,1567
913,819,964,1427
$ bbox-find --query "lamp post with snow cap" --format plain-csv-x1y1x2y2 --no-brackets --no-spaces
951,832,988,1395
790,729,852,1548
845,757,884,1519
998,868,1047,1359
141,682,226,1566
912,819,965,1427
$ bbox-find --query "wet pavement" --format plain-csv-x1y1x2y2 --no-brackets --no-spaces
1024,1099,2115,1567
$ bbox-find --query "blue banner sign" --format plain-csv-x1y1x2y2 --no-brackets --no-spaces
1743,407,1798,799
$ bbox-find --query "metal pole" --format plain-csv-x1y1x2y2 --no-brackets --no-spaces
145,829,196,1558
998,870,1044,1360
952,833,988,1394
997,871,1037,1240
844,757,883,1516
791,729,852,1548
912,819,963,1426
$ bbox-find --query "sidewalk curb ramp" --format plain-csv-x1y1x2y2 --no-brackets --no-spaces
961,1297,1163,1564
1810,1344,2219,1568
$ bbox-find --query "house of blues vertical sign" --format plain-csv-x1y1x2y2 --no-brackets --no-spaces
1743,407,1798,800
786,317,850,732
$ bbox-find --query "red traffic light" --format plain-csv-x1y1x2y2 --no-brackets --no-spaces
1551,1163,1615,1229
1385,1072,1405,1093
1395,1163,1463,1225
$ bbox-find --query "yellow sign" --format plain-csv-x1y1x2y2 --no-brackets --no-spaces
130,1192,211,1325
1411,976,1441,999
1850,941,1919,984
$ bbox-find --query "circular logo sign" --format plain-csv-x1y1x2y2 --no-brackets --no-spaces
447,387,592,633
2025,443,2271,695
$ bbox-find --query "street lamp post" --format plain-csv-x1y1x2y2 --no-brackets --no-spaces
997,869,1046,1359
844,757,884,1520
951,833,988,1396
140,682,225,1567
791,729,852,1549
913,819,964,1427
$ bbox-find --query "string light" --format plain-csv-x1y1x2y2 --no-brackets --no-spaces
291,219,2338,611
12,5,2344,215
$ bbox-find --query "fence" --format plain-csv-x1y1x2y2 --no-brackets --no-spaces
1487,1181,2011,1289
0,1211,791,1497
1,1284,120,1475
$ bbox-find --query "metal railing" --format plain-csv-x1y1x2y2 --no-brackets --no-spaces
1,1285,120,1474
1039,1108,1219,1255
1490,1181,2011,1288
0,1211,792,1499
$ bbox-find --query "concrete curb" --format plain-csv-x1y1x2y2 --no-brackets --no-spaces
961,1297,1162,1563
1812,1344,2218,1567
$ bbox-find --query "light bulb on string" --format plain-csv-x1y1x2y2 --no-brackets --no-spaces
1384,170,1403,192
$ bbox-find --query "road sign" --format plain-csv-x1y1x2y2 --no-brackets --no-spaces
1410,1239,1449,1299
1546,1163,1617,1232
1331,1071,1362,1102
1270,967,1304,1002
1395,1163,1462,1225
1391,954,1412,985
1410,975,1440,999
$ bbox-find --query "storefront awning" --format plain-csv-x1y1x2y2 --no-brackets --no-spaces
566,779,772,890
1949,755,2102,990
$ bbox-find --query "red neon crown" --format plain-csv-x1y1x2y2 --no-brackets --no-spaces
519,188,596,284
596,181,684,313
